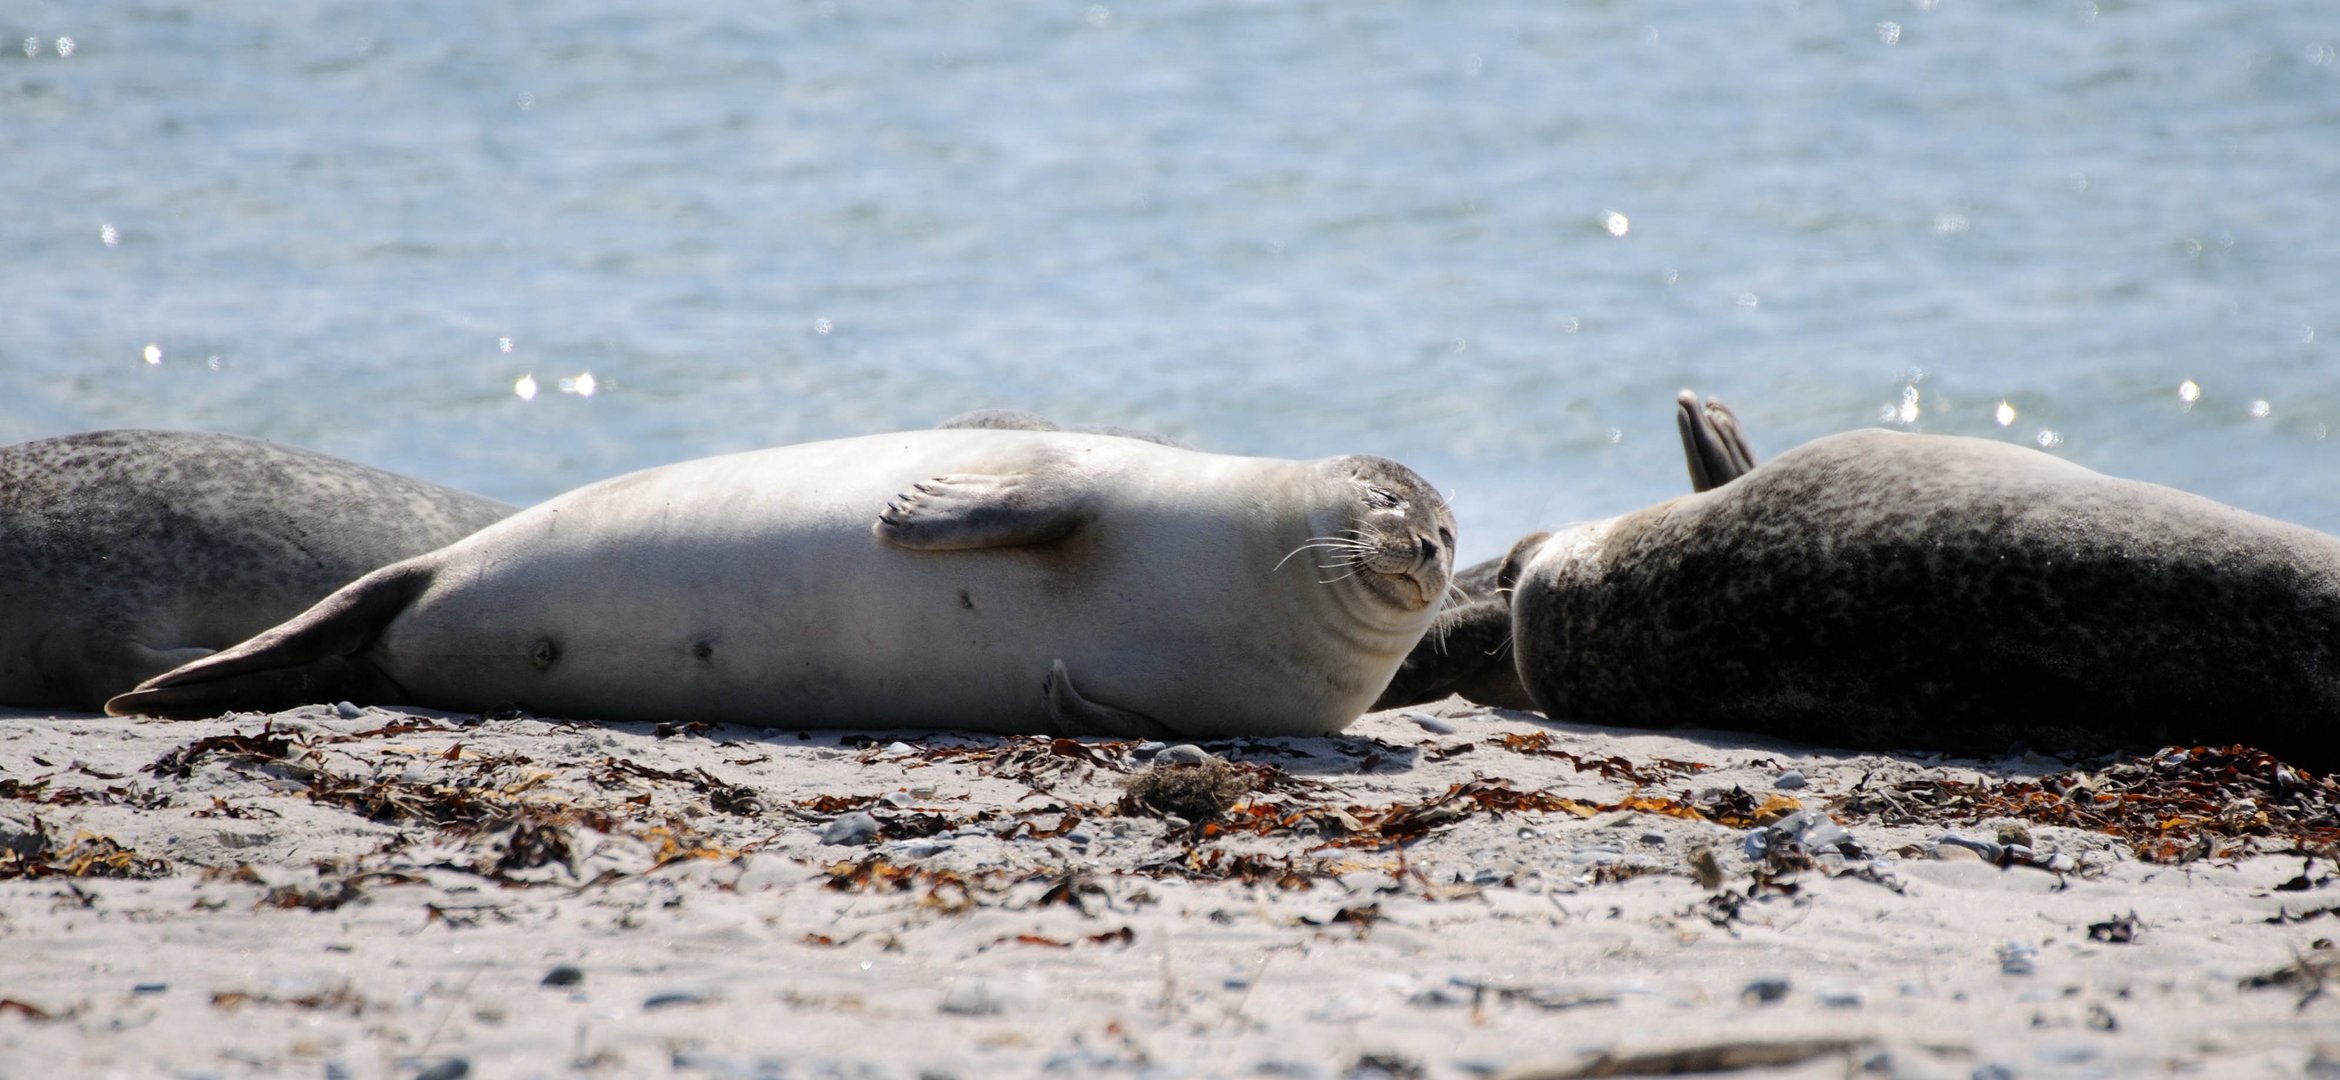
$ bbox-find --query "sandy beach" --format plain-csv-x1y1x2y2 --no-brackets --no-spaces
3,700,2336,1079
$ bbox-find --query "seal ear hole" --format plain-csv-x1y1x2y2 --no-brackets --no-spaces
693,640,715,661
958,589,975,610
530,638,559,670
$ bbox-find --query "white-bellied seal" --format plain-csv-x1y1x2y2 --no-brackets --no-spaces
1372,393,1758,711
1510,395,2340,768
108,429,1455,738
1,430,515,710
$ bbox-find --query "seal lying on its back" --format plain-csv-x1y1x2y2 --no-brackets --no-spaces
109,430,1455,738
0,430,515,710
1511,398,2340,768
1372,393,1758,711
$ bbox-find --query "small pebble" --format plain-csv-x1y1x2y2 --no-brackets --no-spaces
1741,976,1791,1005
1998,941,2039,976
334,701,362,719
1773,769,1807,790
413,1061,470,1080
1403,711,1457,735
539,965,584,988
131,982,168,996
909,783,938,798
1155,744,1210,766
643,989,712,1010
1,812,47,859
1639,831,1667,847
1816,985,1865,1008
882,791,915,808
1133,741,1168,759
1935,833,2002,861
938,981,1002,1016
884,740,915,755
819,812,882,846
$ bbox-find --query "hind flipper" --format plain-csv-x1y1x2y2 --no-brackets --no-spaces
1676,389,1759,492
104,562,432,718
1043,659,1179,739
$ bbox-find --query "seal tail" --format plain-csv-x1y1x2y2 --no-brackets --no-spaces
103,561,432,719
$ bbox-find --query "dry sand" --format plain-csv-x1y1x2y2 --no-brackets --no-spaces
3,700,2336,1079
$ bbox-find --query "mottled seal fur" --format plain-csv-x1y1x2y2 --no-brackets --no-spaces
1511,402,2340,767
1373,393,1756,711
109,429,1454,738
1,430,515,710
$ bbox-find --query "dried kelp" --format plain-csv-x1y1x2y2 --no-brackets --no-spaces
1835,745,2340,863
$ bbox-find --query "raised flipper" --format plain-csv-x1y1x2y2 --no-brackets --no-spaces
1043,659,1179,739
1676,389,1759,492
103,562,433,719
873,469,1098,551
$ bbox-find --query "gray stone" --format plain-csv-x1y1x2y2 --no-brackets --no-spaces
820,812,883,846
1154,744,1210,766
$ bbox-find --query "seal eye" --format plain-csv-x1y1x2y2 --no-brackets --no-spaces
1364,485,1401,510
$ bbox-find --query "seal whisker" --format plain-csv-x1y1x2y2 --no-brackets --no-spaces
1274,537,1373,572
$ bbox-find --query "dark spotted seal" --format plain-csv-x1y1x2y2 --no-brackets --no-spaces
1,430,514,710
1510,398,2340,767
110,429,1454,738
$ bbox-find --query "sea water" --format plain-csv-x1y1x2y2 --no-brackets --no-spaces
4,1,2337,561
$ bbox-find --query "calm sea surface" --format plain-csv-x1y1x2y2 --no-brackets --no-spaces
5,2,2338,560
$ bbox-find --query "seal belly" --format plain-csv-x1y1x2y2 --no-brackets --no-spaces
368,433,1349,732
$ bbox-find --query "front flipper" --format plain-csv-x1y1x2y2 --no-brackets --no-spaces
1675,389,1759,492
1044,659,1179,740
103,561,431,719
874,470,1097,551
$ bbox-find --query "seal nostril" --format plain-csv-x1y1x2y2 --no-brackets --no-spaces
531,638,559,669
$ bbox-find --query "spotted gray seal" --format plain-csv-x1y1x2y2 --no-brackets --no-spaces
1510,396,2340,767
1372,393,1757,711
108,429,1455,737
1,430,515,710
